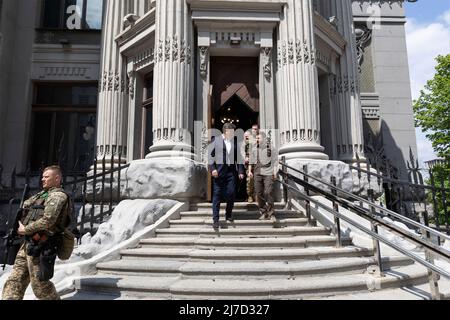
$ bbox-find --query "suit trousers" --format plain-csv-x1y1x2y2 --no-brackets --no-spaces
212,169,237,223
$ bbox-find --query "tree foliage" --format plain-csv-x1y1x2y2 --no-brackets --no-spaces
427,164,450,226
413,54,450,161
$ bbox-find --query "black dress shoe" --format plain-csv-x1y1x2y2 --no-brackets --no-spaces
226,217,234,222
213,222,220,230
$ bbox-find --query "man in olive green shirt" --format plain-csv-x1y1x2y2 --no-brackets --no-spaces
248,132,279,222
2,166,68,300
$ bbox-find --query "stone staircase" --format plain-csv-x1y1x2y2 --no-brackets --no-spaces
63,202,430,300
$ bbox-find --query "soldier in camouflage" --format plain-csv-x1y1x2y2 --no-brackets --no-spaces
2,166,68,300
244,124,259,203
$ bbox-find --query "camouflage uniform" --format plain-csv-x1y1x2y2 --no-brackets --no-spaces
245,135,257,202
2,187,68,300
251,139,279,219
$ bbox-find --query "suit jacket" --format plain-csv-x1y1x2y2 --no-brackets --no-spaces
208,135,245,177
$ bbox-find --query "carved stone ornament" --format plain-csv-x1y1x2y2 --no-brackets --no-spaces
261,47,272,80
155,36,192,64
199,46,209,79
127,71,136,100
355,25,372,73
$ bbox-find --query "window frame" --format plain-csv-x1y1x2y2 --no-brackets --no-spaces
140,73,154,158
29,82,98,172
39,0,102,31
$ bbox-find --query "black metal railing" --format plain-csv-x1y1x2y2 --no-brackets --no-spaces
0,153,130,241
278,158,450,300
351,153,450,235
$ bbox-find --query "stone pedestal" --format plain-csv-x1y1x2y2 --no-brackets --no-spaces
122,158,208,201
285,159,382,199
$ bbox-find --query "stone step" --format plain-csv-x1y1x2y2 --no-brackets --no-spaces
75,264,429,299
155,226,331,238
169,264,429,299
190,202,286,211
96,256,414,279
74,276,179,300
62,291,123,300
119,246,374,262
97,260,185,277
169,218,313,228
139,235,352,249
180,211,304,219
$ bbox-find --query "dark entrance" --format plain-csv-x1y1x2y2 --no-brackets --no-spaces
214,95,259,131
210,56,260,202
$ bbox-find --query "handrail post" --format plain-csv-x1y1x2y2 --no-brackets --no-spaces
91,156,98,233
117,152,122,203
80,174,87,241
281,156,289,209
331,176,342,247
368,189,384,277
100,155,106,225
419,210,441,300
303,165,312,226
110,152,115,217
441,179,449,232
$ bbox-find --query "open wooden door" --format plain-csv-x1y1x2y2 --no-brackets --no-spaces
207,85,213,202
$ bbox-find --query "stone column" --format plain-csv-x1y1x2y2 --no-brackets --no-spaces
97,0,135,163
276,0,328,160
331,0,365,162
148,0,194,159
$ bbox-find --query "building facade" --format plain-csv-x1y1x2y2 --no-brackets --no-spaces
0,0,418,191
0,0,103,179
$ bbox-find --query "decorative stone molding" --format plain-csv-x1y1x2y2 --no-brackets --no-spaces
362,107,381,119
261,47,272,80
356,0,415,7
97,145,127,158
127,71,135,100
133,48,155,71
315,49,330,68
39,66,89,78
199,46,209,79
213,31,256,45
277,40,316,69
154,36,192,64
99,70,132,96
331,75,359,95
154,127,189,144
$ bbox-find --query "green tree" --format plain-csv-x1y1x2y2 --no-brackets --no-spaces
414,55,450,226
413,54,450,161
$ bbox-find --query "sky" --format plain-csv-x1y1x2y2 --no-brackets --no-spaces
404,0,450,169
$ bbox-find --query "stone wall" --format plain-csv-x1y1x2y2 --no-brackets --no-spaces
352,0,418,179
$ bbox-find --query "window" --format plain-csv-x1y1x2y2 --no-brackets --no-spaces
30,83,97,172
41,0,103,30
141,74,153,158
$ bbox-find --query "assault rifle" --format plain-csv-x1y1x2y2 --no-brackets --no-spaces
1,184,29,270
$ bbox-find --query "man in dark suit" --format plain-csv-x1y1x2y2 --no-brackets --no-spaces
208,123,245,230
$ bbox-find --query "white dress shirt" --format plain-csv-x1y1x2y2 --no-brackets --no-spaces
223,134,232,164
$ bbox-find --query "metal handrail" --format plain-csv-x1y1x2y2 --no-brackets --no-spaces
277,177,450,280
280,170,450,259
350,165,450,192
280,161,450,243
